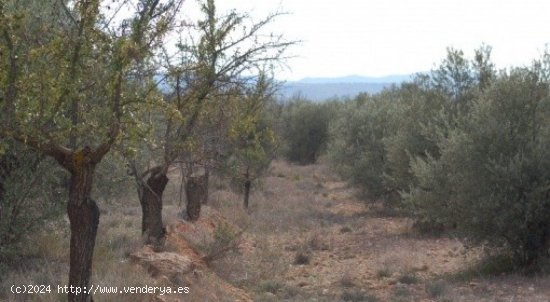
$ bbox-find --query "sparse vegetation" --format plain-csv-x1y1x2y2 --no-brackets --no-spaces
293,250,311,265
1,0,550,300
376,268,392,278
392,284,411,299
398,273,419,285
340,226,353,233
425,280,447,298
340,272,357,288
258,280,284,294
341,289,378,302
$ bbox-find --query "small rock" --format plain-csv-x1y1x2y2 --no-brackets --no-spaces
130,246,194,277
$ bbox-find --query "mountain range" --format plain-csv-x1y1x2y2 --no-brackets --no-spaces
278,74,414,101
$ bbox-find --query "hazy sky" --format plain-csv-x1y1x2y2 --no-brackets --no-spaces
204,0,550,81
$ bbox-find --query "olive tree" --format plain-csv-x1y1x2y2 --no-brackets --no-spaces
281,99,335,164
407,67,550,266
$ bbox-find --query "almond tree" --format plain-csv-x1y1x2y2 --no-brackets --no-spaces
128,0,292,242
0,1,180,301
222,72,278,209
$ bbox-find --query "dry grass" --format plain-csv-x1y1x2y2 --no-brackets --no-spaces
0,202,179,302
4,159,550,301
206,159,550,302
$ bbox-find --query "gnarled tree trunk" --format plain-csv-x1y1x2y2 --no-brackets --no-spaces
137,166,168,246
243,167,251,209
66,148,100,302
243,179,251,209
202,170,209,205
185,172,208,221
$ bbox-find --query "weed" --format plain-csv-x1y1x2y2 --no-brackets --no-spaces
202,222,242,263
340,226,353,233
280,284,301,298
258,280,284,294
294,251,311,265
451,253,516,281
340,272,356,288
308,233,329,251
393,284,411,297
376,268,392,278
341,289,378,302
425,280,446,298
398,273,418,284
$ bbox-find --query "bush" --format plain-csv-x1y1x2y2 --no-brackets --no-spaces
280,99,337,164
397,273,419,284
341,289,378,302
407,67,550,266
327,93,399,199
293,250,311,265
201,222,241,263
382,80,447,201
425,280,446,298
327,46,495,206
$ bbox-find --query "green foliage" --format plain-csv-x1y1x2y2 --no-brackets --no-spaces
220,73,278,196
328,46,496,205
281,99,338,164
93,153,135,202
407,67,550,265
0,142,65,262
324,46,550,268
327,93,399,199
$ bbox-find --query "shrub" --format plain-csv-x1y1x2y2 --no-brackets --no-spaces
327,93,399,199
293,251,311,265
258,280,284,294
280,99,337,164
341,289,378,302
425,280,446,298
407,67,550,266
327,46,495,207
201,222,242,263
376,268,392,278
397,273,419,284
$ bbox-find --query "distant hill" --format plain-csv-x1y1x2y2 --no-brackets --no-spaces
278,74,414,101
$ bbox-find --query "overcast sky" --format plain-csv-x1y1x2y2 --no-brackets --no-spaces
199,0,550,81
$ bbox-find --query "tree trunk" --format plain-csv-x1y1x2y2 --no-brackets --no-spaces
66,151,99,302
243,167,251,209
202,170,209,205
243,179,251,209
138,166,168,246
185,173,208,221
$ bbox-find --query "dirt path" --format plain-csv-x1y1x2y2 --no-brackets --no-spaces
209,160,550,302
